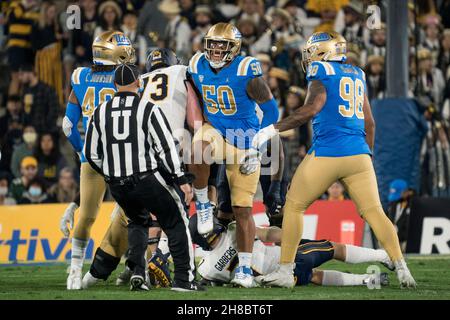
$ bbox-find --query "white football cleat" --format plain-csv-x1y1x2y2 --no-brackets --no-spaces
116,266,132,286
394,259,417,289
379,250,395,271
67,267,82,290
130,275,150,291
82,271,99,289
260,263,295,288
196,201,214,235
230,266,258,288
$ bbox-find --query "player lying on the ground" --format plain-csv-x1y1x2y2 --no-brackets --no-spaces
189,215,393,287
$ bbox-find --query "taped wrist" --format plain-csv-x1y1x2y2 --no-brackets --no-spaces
89,248,121,280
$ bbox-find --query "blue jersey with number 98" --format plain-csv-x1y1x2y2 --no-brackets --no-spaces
306,61,371,157
188,53,263,149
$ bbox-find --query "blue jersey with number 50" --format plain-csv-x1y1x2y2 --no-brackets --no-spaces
188,53,263,149
306,61,371,157
70,67,116,162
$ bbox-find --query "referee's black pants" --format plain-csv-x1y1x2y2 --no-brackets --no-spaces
109,171,195,284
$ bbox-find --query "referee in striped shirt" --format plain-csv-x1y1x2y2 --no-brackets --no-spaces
84,64,201,292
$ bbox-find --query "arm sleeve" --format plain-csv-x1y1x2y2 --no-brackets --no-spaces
148,106,187,183
84,108,103,175
63,101,83,152
259,98,279,129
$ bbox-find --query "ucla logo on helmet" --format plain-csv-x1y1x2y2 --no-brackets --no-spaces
232,26,242,39
114,34,131,46
311,32,331,43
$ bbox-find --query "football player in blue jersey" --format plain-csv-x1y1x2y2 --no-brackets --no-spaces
253,31,416,289
61,30,136,290
188,23,279,287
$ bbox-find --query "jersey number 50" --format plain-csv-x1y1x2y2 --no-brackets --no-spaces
338,77,364,119
202,85,237,116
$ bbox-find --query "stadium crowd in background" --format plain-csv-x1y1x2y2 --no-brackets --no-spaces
0,0,449,206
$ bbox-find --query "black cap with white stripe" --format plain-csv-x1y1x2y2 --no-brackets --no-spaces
114,63,141,86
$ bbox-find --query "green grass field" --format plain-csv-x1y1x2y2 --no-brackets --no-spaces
0,256,449,300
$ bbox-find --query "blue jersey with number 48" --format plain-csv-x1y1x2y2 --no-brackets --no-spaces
68,67,116,162
306,61,371,157
188,53,263,149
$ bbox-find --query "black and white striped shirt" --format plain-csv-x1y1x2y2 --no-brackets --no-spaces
84,91,187,184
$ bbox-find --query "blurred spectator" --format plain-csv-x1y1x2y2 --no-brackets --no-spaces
232,0,269,37
417,48,446,107
179,0,196,29
365,55,386,101
367,23,386,58
327,181,345,201
437,29,450,79
137,0,168,52
116,0,145,14
10,156,39,203
340,0,369,52
282,0,318,39
280,86,309,180
10,125,37,178
34,132,67,186
256,53,272,82
421,14,442,65
252,8,296,59
440,0,450,29
0,118,24,174
32,0,64,106
19,176,53,204
121,10,147,70
5,0,40,95
93,1,123,40
18,63,59,134
47,167,78,203
236,17,258,57
159,0,192,63
71,0,98,67
0,95,25,138
192,5,214,53
268,67,290,108
306,0,347,33
0,173,16,205
345,49,361,67
386,179,413,251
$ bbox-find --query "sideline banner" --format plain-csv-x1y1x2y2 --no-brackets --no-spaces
0,200,364,264
406,197,450,254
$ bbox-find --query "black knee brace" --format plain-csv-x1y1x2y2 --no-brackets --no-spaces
148,237,160,245
89,248,121,280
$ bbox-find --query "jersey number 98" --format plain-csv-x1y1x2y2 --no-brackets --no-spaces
338,77,364,119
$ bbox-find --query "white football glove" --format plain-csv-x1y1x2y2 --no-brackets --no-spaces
60,202,78,237
239,148,261,175
251,124,279,150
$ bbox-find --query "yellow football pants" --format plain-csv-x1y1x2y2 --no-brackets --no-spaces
100,204,129,258
73,163,107,240
192,123,260,207
280,152,403,263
